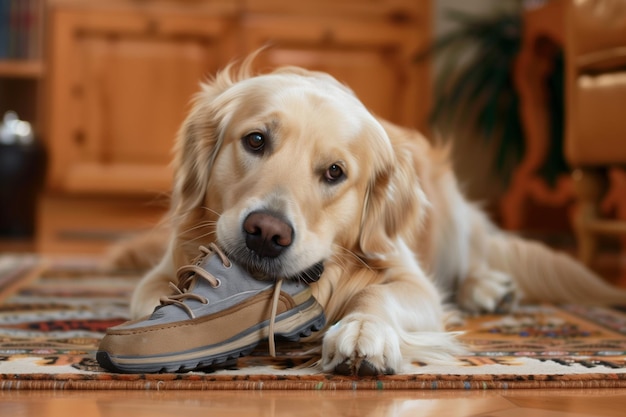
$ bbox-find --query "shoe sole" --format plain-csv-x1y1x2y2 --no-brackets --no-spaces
96,298,326,373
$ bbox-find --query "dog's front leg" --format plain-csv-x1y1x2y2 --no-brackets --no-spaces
130,267,174,319
130,254,177,319
320,273,463,375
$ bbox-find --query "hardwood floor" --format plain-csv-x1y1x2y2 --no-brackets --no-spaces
1,389,626,416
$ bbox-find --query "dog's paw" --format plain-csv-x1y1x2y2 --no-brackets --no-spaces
103,230,168,271
321,313,402,376
457,269,516,314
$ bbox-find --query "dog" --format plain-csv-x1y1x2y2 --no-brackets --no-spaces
115,56,626,375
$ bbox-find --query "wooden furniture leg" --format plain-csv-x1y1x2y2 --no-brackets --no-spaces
571,168,608,265
499,0,571,230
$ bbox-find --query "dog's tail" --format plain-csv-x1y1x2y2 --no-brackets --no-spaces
486,232,626,305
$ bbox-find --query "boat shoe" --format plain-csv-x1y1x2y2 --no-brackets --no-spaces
96,243,326,373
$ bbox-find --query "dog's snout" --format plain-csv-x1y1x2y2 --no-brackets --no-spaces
243,212,293,258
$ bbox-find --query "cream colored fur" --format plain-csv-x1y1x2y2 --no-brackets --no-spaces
121,58,626,375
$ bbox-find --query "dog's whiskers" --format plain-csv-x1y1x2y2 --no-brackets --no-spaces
292,262,325,284
184,230,217,243
177,208,221,237
168,206,221,226
179,220,217,235
331,245,375,273
199,206,223,218
325,252,349,276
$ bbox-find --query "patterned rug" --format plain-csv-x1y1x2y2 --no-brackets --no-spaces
1,255,626,391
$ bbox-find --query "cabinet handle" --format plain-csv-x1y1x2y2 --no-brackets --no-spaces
322,29,334,43
74,130,85,146
71,85,83,98
146,19,159,35
389,10,412,24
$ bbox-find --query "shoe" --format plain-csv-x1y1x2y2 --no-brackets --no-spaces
96,243,326,373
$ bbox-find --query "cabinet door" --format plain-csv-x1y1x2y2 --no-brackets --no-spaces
46,9,235,194
241,14,431,131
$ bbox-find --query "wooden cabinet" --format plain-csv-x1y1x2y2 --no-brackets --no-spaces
243,17,429,130
38,0,432,254
243,0,431,129
40,0,238,253
45,1,238,194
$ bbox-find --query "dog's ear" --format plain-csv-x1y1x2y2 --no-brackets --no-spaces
170,58,257,218
358,131,429,258
170,94,221,216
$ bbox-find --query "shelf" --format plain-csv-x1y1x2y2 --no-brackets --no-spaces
0,60,44,79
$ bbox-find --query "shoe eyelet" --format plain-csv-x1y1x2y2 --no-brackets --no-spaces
213,278,222,288
222,262,232,269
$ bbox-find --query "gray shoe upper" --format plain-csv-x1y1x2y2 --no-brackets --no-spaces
120,248,310,330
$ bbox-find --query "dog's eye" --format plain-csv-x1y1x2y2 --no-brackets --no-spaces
242,132,265,152
325,163,345,183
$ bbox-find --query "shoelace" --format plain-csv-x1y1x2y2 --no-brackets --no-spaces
159,242,283,357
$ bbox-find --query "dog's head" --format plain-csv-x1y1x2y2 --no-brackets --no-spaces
170,60,423,281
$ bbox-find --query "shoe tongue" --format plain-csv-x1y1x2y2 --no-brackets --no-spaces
197,254,275,296
150,250,274,320
147,253,224,320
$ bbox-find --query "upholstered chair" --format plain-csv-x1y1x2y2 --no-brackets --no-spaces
564,0,626,265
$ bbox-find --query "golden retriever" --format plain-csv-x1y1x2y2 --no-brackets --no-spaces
119,57,626,375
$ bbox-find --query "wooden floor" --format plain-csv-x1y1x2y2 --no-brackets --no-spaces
1,389,626,416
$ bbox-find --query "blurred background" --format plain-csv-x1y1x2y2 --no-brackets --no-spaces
1,0,625,283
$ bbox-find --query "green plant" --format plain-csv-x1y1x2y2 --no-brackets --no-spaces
423,3,567,186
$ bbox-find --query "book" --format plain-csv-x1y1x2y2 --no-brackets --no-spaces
0,0,42,60
0,0,9,59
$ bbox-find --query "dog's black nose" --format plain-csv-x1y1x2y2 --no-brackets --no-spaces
243,211,293,258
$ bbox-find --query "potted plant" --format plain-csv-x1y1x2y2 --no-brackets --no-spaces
422,1,567,186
